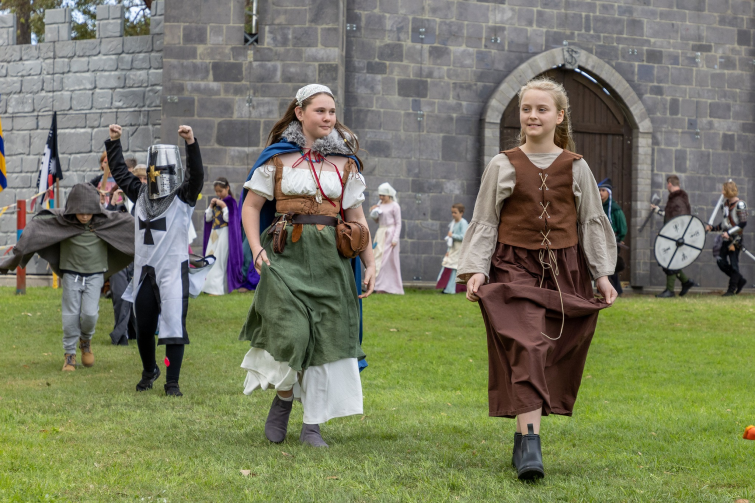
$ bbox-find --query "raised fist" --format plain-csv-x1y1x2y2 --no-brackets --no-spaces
109,124,122,141
178,125,195,144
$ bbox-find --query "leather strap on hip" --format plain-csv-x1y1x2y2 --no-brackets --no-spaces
291,214,338,227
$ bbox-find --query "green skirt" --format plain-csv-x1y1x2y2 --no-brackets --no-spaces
239,222,364,371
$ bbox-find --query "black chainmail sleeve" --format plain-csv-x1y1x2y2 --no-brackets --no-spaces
177,139,204,207
105,139,142,203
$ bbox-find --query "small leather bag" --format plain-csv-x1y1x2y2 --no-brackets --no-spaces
268,212,292,254
335,169,369,259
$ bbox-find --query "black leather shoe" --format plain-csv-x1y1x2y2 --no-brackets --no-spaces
722,290,736,297
164,382,183,397
737,276,747,294
136,365,160,391
655,289,675,298
265,395,293,443
517,424,545,480
679,280,695,297
512,432,523,468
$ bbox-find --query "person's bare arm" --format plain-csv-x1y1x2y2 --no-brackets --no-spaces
344,205,376,298
242,191,270,273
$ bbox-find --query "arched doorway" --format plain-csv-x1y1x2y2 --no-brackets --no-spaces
500,68,633,281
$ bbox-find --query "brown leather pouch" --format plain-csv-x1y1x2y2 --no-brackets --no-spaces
336,220,369,259
269,213,292,254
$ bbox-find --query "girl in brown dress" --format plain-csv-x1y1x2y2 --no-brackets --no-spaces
457,78,618,480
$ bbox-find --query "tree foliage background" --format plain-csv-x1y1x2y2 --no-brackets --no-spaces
0,0,151,44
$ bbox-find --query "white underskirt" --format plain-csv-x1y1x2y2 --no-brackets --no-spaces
241,348,363,425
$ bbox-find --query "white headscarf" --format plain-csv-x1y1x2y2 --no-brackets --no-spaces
296,84,333,107
378,182,398,202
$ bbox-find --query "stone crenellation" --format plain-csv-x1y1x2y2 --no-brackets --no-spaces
0,2,164,255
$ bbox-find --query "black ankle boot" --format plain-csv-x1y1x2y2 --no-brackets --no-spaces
512,432,523,468
136,365,160,391
265,395,293,443
164,381,183,397
517,424,544,480
737,276,747,294
679,279,695,297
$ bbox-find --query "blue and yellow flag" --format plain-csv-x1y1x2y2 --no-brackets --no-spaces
0,115,6,192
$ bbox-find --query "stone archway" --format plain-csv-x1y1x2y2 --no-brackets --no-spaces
480,47,654,287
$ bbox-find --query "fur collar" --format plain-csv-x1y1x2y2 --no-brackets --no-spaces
281,122,353,156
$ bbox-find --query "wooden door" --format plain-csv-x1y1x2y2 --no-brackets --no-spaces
500,68,633,282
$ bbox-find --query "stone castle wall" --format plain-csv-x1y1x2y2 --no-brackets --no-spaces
0,3,164,253
1,0,753,288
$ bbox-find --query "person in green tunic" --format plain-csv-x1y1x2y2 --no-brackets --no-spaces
239,84,376,447
598,179,627,295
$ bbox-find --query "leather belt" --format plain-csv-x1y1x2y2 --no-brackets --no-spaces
290,214,338,227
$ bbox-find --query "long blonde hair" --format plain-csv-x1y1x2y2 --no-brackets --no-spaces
723,180,738,199
517,78,575,152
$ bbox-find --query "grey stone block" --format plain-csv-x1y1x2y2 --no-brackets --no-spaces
212,61,244,82
98,19,124,38
397,78,428,98
96,72,126,89
58,130,91,155
183,25,207,45
76,39,100,57
281,62,316,83
163,96,195,117
63,73,95,91
126,70,150,87
71,92,93,111
216,120,260,147
133,54,151,70
9,60,41,77
124,36,152,54
45,8,71,25
113,89,144,108
197,97,235,118
70,58,88,73
377,43,404,62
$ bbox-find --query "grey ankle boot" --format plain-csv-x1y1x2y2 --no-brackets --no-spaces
512,432,523,468
265,395,293,443
300,423,328,447
517,424,544,480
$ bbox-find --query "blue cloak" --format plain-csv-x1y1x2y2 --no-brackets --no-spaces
242,140,367,371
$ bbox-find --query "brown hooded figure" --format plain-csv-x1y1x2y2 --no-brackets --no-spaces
0,183,134,277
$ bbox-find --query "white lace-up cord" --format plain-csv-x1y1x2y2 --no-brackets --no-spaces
539,201,551,220
539,173,549,191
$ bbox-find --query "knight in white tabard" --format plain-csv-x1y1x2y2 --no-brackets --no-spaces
105,124,205,397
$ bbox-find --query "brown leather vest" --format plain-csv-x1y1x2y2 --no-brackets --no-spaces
271,155,353,217
497,147,581,250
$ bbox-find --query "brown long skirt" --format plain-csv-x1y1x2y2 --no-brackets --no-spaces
477,243,609,418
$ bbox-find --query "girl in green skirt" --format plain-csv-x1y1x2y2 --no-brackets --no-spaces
239,84,376,447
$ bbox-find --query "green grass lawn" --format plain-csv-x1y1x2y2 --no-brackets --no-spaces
0,287,753,502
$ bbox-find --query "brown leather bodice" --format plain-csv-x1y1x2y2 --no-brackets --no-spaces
271,155,354,217
497,147,581,250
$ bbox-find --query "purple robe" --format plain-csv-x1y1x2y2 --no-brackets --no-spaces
203,195,245,292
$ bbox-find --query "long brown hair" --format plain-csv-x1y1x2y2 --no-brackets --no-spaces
517,78,575,152
266,92,361,160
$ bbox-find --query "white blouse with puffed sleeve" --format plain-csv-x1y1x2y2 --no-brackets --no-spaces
244,165,366,209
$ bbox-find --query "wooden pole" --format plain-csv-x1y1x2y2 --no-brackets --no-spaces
16,199,26,295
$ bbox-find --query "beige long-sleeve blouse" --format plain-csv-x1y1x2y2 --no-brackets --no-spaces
457,151,617,283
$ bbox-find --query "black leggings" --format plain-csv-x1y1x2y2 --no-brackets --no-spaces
717,242,742,290
134,282,185,383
